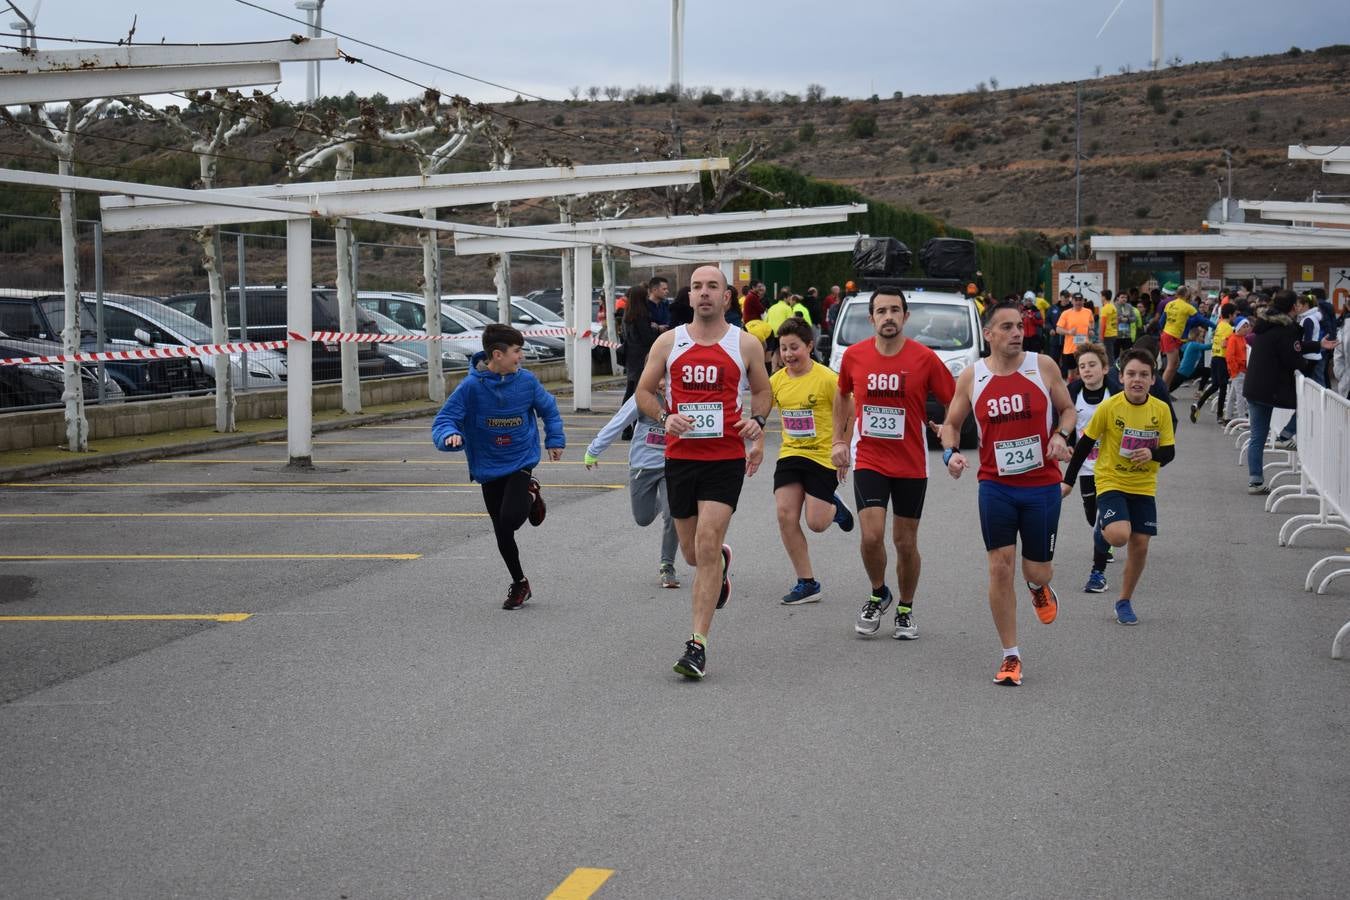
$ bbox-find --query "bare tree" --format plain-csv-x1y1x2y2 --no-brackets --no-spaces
568,86,581,100
604,85,622,101
586,85,600,101
805,83,826,103
990,76,999,91
284,91,487,409
739,87,752,103
1,98,113,450
589,192,632,373
123,89,272,432
479,117,518,325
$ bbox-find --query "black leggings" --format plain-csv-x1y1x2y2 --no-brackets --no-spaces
1079,474,1097,526
482,469,533,582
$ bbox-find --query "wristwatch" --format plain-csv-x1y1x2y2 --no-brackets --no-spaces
659,411,669,426
1056,429,1073,442
751,414,767,428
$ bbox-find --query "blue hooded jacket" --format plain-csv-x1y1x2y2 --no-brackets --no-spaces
431,352,565,482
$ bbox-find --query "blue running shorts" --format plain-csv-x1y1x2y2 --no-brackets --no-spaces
977,480,1062,562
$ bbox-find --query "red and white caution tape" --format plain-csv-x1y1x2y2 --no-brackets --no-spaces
0,329,621,367
0,340,289,367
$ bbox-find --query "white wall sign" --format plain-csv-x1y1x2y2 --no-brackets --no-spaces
1058,271,1103,301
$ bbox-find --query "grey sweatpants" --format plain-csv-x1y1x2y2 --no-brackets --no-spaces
630,466,679,566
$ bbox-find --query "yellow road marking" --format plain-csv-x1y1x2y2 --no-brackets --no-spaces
547,868,614,900
0,553,421,561
0,512,486,519
1,482,622,489
0,613,252,623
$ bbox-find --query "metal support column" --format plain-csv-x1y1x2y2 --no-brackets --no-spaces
572,245,593,412
286,218,314,468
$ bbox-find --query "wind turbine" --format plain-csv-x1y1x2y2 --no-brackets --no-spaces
4,1,41,50
1097,0,1164,71
670,0,685,93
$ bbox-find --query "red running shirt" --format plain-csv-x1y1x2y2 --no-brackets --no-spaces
837,337,955,478
970,352,1062,486
664,324,748,461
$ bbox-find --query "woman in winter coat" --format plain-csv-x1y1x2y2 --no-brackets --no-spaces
1242,291,1316,493
621,283,660,402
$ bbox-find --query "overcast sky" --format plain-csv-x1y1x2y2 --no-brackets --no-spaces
6,1,1350,103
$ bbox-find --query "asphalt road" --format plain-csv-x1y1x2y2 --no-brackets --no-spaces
0,386,1346,899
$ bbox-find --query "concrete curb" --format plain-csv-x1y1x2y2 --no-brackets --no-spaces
0,376,627,484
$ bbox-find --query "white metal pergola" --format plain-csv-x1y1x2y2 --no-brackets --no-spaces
0,160,729,466
0,40,339,105
452,205,867,409
0,37,340,451
628,234,867,277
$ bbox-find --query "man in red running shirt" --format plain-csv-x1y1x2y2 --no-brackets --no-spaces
637,265,771,681
832,287,956,641
940,299,1076,686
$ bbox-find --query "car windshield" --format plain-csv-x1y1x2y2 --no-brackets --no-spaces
835,300,973,351
513,297,563,324
94,300,214,344
365,308,413,335
453,306,494,327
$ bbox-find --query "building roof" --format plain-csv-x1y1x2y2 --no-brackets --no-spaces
1090,232,1350,253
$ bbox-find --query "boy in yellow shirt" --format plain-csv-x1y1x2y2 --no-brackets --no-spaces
1191,302,1236,424
759,317,854,604
1099,288,1119,366
1061,348,1176,625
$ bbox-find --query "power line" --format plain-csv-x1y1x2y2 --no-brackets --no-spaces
230,0,553,102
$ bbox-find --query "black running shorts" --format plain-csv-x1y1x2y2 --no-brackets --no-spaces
665,457,746,519
772,455,839,503
852,468,927,519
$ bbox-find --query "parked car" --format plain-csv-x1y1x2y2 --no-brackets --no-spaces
827,286,984,449
444,293,610,372
70,292,288,388
0,333,125,409
526,286,624,325
357,292,554,362
0,290,211,398
362,307,468,370
448,304,566,359
163,286,386,382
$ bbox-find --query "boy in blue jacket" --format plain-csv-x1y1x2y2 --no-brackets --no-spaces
431,324,566,609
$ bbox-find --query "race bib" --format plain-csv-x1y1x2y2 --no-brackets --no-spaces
782,408,816,438
1120,427,1159,463
994,436,1044,476
644,430,667,447
678,402,724,438
861,405,904,439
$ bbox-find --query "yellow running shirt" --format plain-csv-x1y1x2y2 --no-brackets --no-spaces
1163,297,1197,339
1211,319,1233,358
769,361,838,467
1084,392,1175,496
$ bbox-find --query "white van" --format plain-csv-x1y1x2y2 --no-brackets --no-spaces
828,287,984,448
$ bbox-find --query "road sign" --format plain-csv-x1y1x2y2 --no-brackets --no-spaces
1195,261,1211,278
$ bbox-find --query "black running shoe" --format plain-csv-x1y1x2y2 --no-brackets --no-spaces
527,477,546,526
503,578,531,610
716,544,732,609
673,639,706,679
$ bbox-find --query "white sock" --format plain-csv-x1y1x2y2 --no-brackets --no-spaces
1003,646,1020,658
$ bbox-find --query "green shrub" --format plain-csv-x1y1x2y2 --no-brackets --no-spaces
848,114,877,139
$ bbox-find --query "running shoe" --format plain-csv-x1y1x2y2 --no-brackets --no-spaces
659,563,681,589
526,477,546,526
892,606,917,640
854,585,893,635
1028,581,1058,624
503,578,531,610
1085,569,1108,593
1247,482,1270,495
1273,435,1297,450
716,544,732,609
1115,598,1138,625
673,638,706,679
1217,417,1230,426
994,654,1023,686
782,578,823,605
832,494,855,532
1189,402,1200,424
